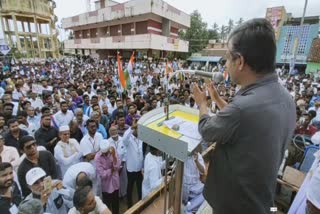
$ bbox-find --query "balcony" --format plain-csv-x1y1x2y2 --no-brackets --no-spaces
62,0,190,30
64,34,189,52
0,0,53,18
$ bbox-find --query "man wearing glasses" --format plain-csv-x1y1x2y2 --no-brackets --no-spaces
193,19,296,213
17,136,58,197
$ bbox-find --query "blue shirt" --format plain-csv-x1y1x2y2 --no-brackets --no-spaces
309,95,320,107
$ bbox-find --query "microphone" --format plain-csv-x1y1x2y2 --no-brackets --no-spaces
175,70,224,84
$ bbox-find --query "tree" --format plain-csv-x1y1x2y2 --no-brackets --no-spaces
208,23,219,40
236,18,244,26
220,25,228,41
179,10,209,54
227,19,234,35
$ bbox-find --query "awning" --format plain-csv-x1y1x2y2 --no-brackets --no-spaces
306,62,320,74
187,56,222,63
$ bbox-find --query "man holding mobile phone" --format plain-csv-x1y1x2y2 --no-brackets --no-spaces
23,167,73,214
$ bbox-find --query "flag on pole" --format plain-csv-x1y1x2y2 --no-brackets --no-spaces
128,51,135,74
124,69,131,90
117,52,126,89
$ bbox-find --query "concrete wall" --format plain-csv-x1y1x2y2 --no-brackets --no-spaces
64,34,189,52
62,0,190,30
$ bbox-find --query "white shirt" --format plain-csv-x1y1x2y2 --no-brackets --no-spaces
80,132,103,165
53,110,74,127
18,123,37,136
12,90,24,101
68,196,108,214
122,128,143,172
0,145,20,171
142,152,164,198
54,139,81,176
12,101,19,116
28,98,44,110
107,136,127,162
63,162,97,192
27,115,41,130
107,103,117,115
183,153,205,185
307,151,320,209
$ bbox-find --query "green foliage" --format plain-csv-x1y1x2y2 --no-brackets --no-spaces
178,11,244,55
179,10,209,54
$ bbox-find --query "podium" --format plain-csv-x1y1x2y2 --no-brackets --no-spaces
138,104,202,213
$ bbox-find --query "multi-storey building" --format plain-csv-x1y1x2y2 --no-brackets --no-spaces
0,0,59,58
62,0,190,59
276,16,319,66
201,40,227,57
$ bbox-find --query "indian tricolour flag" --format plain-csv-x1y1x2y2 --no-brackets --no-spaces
117,52,126,89
128,51,134,74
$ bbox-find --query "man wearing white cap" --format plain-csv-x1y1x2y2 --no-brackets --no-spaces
95,141,121,214
54,125,81,176
24,167,73,214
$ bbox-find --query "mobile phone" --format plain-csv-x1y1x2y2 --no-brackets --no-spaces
43,176,52,192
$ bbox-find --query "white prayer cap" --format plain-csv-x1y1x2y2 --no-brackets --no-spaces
59,125,70,132
100,140,112,153
26,167,46,186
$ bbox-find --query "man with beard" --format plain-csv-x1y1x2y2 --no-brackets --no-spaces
74,108,89,135
17,136,58,197
82,94,90,115
34,114,59,154
53,101,74,127
80,119,103,165
111,99,128,121
3,102,14,124
0,162,22,214
85,95,99,117
115,113,129,137
106,95,117,115
4,119,28,153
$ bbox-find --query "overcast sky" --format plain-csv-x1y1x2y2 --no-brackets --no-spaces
1,0,320,40
54,0,320,27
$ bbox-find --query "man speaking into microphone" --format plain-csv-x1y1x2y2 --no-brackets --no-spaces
192,19,296,214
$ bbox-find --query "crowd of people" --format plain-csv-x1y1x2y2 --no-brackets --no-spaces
0,51,319,214
0,56,215,214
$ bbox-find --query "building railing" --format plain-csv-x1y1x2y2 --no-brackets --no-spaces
65,34,189,52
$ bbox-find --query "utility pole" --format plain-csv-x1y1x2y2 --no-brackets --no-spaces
290,0,308,73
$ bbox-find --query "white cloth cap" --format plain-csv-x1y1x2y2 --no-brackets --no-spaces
59,125,70,132
100,140,112,153
26,167,46,186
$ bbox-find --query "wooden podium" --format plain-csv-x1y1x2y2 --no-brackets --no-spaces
138,104,201,214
